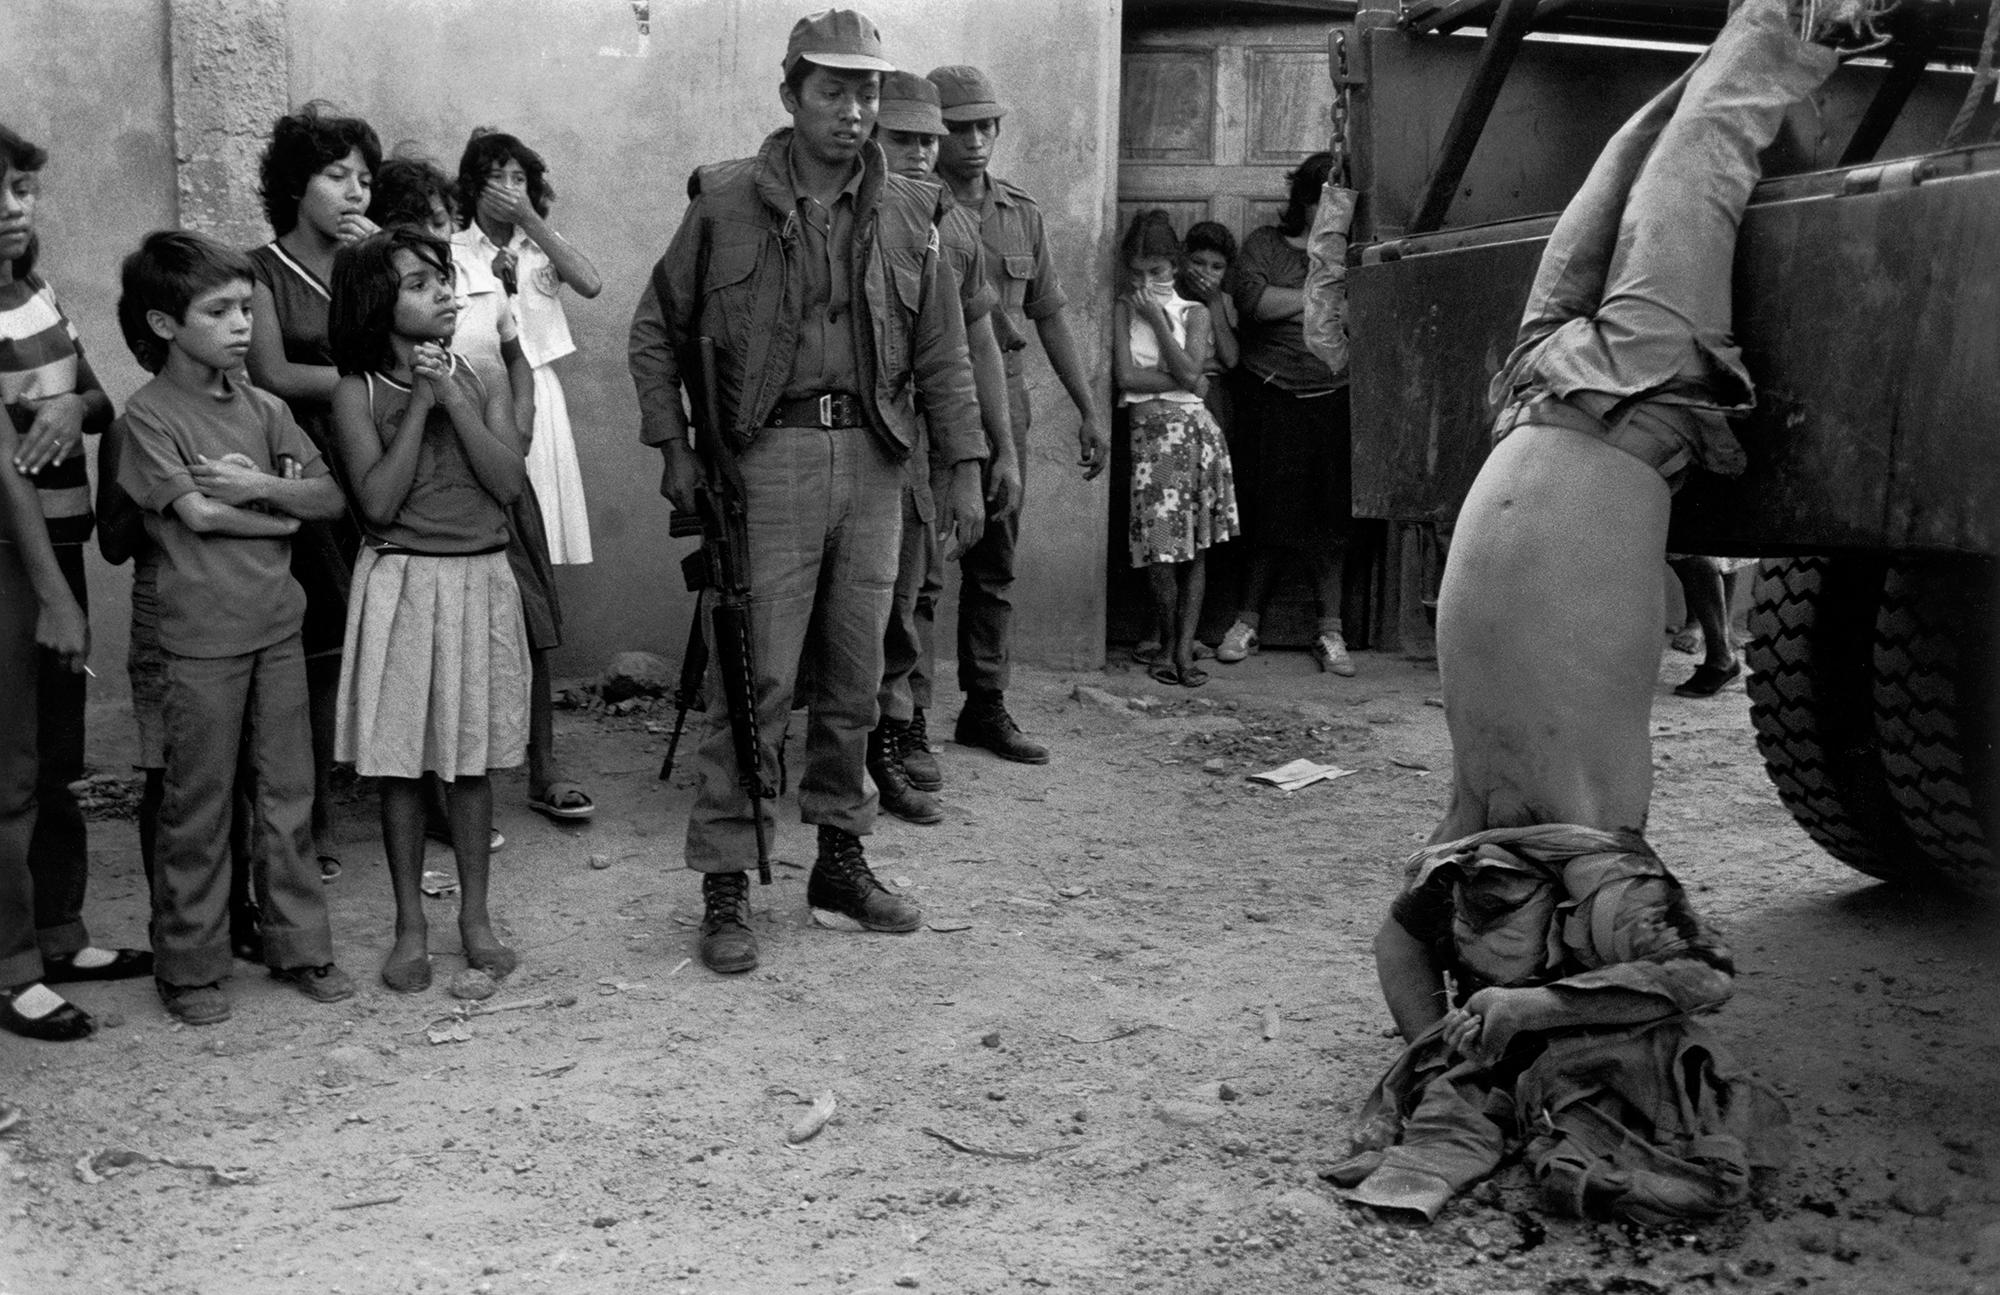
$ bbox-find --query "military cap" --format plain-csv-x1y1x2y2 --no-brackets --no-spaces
878,70,945,135
927,64,1008,122
784,9,894,74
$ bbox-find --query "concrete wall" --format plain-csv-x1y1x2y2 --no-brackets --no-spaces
0,0,181,682
4,0,1120,693
284,0,1120,677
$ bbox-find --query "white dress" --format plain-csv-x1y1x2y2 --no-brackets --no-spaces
452,224,594,564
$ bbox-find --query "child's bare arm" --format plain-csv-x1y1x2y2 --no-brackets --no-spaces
187,456,344,520
1209,295,1238,370
334,374,425,528
0,420,88,668
1112,298,1178,397
246,281,340,405
1146,305,1206,393
501,335,535,445
167,490,300,537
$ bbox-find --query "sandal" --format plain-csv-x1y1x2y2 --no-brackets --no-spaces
0,984,95,1042
527,781,596,821
41,947,154,984
1148,662,1181,686
1179,665,1209,689
1674,660,1743,697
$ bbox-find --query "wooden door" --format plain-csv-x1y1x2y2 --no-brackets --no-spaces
1111,17,1359,650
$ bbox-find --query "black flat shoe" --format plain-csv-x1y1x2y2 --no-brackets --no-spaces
1674,660,1743,698
41,947,154,984
0,986,96,1042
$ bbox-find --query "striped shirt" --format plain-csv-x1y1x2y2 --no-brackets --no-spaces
0,274,94,543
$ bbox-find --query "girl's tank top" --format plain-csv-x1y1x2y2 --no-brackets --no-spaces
361,356,509,555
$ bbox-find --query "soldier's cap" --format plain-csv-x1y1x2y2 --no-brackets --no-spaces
927,64,1007,123
783,9,894,75
877,71,945,135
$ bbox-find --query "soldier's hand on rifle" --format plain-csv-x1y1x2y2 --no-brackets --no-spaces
936,460,986,561
660,440,703,513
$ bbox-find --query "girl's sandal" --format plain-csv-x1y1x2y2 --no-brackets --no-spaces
0,984,95,1042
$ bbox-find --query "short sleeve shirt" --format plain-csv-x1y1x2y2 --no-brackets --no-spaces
117,374,325,658
976,176,1067,344
937,202,999,325
453,225,573,368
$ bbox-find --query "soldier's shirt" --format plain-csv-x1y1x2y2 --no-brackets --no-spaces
972,175,1068,352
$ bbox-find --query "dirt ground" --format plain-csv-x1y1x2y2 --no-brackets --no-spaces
2,643,1997,1295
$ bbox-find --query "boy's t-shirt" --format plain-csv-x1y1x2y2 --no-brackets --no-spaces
118,373,327,659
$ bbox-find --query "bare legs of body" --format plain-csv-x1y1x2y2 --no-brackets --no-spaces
1433,0,1841,842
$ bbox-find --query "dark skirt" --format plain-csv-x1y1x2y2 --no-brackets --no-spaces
1236,378,1353,551
507,478,564,653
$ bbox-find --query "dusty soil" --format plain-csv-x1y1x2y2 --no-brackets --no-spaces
2,646,1997,1295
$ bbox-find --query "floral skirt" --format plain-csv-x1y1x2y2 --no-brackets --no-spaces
1128,399,1240,568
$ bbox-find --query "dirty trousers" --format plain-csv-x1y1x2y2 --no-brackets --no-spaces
684,427,903,872
155,634,334,985
1499,0,1840,419
954,362,1032,695
879,477,943,723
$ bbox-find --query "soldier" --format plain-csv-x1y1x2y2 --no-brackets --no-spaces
629,10,988,975
868,71,1013,824
928,63,1107,767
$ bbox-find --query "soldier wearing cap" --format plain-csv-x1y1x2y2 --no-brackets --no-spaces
929,63,1106,768
628,9,989,975
866,71,1014,826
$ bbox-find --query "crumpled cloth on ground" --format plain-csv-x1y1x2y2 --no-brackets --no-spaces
1329,825,1791,1223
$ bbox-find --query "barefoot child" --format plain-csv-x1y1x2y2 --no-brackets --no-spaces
1113,210,1239,688
116,231,355,1025
327,227,529,993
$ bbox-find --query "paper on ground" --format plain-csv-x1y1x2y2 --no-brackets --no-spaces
1246,759,1356,792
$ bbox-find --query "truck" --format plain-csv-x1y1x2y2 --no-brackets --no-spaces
1332,0,1998,891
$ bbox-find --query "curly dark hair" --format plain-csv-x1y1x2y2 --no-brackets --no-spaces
369,149,457,232
1276,152,1335,237
1,123,50,280
117,231,257,374
328,227,454,377
257,102,382,236
456,129,553,227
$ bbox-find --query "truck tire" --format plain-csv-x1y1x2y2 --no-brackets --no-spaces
1872,557,1998,893
1744,556,1916,883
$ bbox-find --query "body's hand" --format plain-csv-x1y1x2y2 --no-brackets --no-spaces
937,461,986,561
1076,414,1108,482
336,212,380,245
1441,986,1550,1063
660,442,702,514
985,453,1022,521
36,595,89,673
188,454,273,508
12,394,87,476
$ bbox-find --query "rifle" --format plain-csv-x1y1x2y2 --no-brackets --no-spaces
655,337,775,886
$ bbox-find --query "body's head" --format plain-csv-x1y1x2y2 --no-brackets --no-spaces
780,11,892,171
456,129,552,227
118,231,259,376
328,227,459,376
1121,209,1181,296
370,152,458,239
258,102,382,239
1180,219,1236,298
0,124,48,282
1277,151,1335,237
929,65,1005,186
874,69,944,179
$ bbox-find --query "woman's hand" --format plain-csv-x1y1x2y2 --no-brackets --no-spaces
1123,290,1168,334
478,182,536,232
336,212,380,245
1184,265,1225,304
12,394,86,476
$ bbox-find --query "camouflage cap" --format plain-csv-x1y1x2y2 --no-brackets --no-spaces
927,64,1007,122
877,70,945,135
784,9,894,74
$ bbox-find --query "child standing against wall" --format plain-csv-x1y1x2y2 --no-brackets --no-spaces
1114,210,1240,689
116,232,355,1026
452,129,600,567
327,228,529,993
